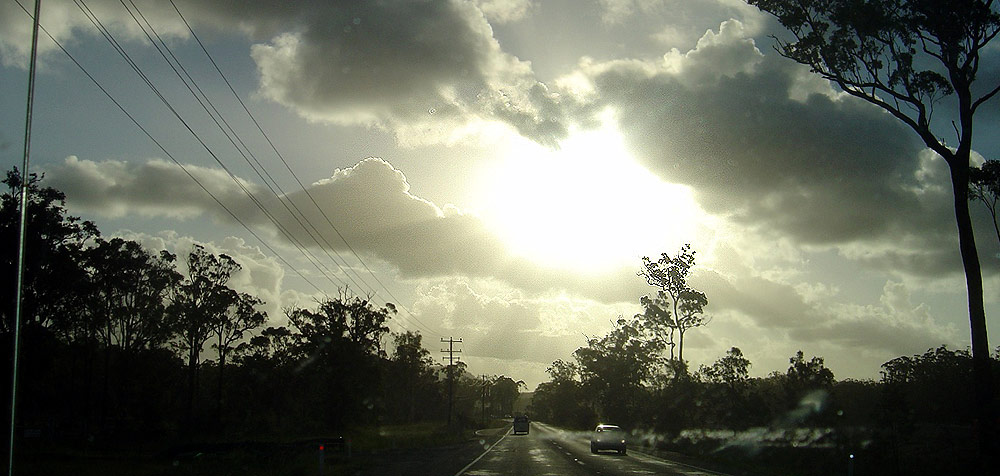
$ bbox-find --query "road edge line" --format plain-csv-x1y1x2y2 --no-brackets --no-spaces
454,427,511,476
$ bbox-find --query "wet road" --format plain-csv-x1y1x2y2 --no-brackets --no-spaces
457,422,729,476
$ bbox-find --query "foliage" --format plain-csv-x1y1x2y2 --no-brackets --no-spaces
4,170,473,444
574,317,664,428
490,376,526,417
86,237,181,353
699,346,751,391
970,159,1000,246
0,168,97,335
746,0,1000,461
638,244,709,362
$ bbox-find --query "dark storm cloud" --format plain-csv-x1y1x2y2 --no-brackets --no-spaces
564,19,999,279
0,0,569,146
240,0,569,146
585,42,929,244
44,156,258,219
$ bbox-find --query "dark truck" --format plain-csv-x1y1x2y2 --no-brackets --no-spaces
512,415,529,435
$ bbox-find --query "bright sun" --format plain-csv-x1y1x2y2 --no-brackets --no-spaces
478,117,702,273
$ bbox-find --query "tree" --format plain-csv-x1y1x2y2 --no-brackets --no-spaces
786,350,835,392
747,0,998,457
529,359,595,429
286,290,394,358
674,289,709,363
170,245,241,428
574,317,664,427
638,244,708,362
490,375,526,418
1,168,97,335
970,159,1000,246
210,291,266,420
285,291,394,427
695,347,755,429
700,346,752,392
385,331,439,423
86,237,180,353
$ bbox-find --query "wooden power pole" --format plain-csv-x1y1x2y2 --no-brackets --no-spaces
441,337,462,426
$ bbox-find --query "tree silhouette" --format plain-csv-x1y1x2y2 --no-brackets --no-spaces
1,168,97,335
210,291,265,421
747,0,999,458
170,245,241,429
786,350,835,393
285,292,394,427
700,346,752,392
386,331,439,422
574,317,664,427
490,375,526,418
639,244,708,362
87,237,180,353
970,159,1000,246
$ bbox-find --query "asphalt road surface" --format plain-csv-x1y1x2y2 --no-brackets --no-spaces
457,422,730,476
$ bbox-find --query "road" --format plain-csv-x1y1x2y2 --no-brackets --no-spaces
457,422,730,476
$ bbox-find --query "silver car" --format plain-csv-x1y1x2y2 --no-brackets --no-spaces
590,424,626,454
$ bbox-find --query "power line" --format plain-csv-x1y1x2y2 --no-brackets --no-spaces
71,0,351,292
167,0,442,337
120,0,370,295
54,0,439,338
11,0,332,300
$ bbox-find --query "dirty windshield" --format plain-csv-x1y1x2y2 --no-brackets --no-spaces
2,1,998,475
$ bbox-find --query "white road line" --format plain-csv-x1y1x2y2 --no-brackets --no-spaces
454,427,511,476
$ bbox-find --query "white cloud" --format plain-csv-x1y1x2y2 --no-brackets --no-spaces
410,276,635,366
0,0,190,68
247,0,569,147
792,280,960,357
475,0,536,24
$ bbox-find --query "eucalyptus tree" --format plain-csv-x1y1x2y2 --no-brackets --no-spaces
170,244,241,426
285,291,394,426
1,169,97,335
747,0,1000,457
87,237,180,354
574,317,664,427
970,159,999,246
638,244,709,363
210,291,266,419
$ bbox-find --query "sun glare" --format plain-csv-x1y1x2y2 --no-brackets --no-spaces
478,118,702,273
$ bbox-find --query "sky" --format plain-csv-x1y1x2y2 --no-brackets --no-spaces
1,0,999,390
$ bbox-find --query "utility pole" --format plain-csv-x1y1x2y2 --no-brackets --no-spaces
10,2,42,476
441,337,462,426
481,375,488,427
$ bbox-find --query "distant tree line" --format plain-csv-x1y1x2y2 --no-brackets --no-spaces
0,168,516,447
529,241,1000,475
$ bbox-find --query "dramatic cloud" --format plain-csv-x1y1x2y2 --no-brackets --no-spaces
558,19,995,280
475,0,536,24
43,156,259,220
1,0,569,146
46,155,650,303
410,276,642,386
792,280,959,357
247,0,568,146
